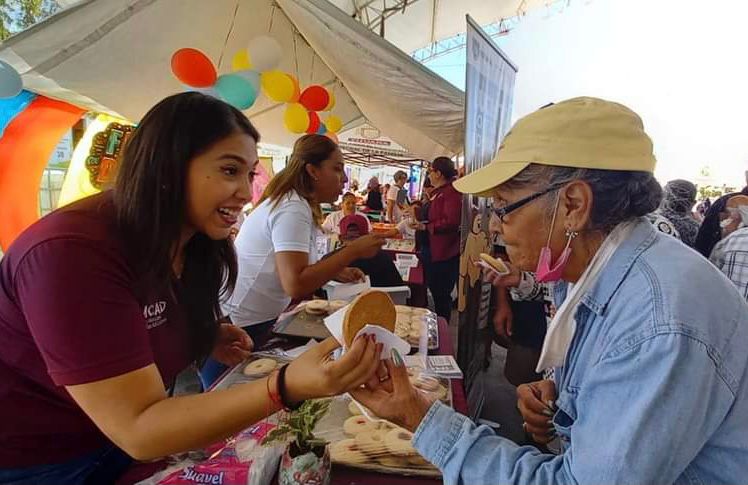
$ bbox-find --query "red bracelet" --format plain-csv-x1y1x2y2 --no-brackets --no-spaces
266,370,283,410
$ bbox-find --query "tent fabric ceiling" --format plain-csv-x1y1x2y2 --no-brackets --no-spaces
329,0,545,54
278,0,464,160
49,0,547,56
0,0,465,158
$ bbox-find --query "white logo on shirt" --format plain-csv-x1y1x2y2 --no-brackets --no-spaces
143,300,167,329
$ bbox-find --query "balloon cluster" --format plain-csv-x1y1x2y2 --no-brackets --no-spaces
170,36,342,141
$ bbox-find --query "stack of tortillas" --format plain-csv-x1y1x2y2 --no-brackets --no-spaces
342,290,397,346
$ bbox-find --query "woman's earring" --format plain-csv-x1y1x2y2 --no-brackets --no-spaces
564,228,579,239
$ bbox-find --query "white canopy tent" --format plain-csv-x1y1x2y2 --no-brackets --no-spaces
0,0,466,159
329,0,547,55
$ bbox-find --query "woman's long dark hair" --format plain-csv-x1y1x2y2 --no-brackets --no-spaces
113,92,260,363
695,192,739,258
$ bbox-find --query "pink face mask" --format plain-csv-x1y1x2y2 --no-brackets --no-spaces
535,193,577,283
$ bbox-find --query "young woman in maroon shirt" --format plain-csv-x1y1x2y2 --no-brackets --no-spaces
0,93,381,484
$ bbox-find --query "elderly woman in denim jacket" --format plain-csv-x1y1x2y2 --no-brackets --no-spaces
352,97,748,485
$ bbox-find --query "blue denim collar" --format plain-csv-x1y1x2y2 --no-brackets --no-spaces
579,218,658,316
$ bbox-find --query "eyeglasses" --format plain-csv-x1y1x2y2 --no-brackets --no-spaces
493,183,565,223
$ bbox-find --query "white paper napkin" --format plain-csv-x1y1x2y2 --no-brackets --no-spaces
323,307,409,360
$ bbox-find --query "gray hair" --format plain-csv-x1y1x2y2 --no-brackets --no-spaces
503,164,663,233
394,170,409,182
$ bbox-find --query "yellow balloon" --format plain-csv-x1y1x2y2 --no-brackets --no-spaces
284,103,310,134
324,91,336,111
261,70,296,103
232,49,252,71
325,115,343,133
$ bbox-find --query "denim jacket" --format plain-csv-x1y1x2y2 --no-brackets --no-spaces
413,218,748,484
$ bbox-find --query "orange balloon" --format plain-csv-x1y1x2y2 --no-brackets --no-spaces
171,48,217,88
288,74,301,102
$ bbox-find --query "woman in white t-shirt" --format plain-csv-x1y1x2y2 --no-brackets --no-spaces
223,135,385,334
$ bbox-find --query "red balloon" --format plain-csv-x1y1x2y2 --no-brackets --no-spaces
171,48,217,88
299,85,330,112
306,111,321,134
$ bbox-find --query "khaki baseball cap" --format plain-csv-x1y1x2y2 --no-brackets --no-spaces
454,97,657,196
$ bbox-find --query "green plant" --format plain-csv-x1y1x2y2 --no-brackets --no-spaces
262,399,331,457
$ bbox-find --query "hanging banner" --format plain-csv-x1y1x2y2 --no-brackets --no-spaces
457,15,517,410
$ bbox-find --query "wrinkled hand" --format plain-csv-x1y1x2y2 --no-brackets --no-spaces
284,336,382,403
335,267,366,283
517,379,557,444
211,324,253,367
346,234,386,259
479,259,521,288
350,349,434,432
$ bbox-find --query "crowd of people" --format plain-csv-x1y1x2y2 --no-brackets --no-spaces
0,92,747,485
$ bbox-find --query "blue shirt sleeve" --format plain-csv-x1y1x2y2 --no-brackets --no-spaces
412,332,733,485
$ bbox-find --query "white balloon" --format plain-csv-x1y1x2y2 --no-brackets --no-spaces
235,70,260,93
0,60,22,99
247,36,282,72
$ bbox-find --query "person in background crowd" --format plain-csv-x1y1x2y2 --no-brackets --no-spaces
0,93,382,485
210,134,385,386
656,179,699,247
489,248,548,388
695,190,748,258
386,171,409,223
419,157,462,320
709,203,748,301
350,179,360,194
352,97,748,485
338,214,405,287
364,177,384,211
423,177,435,200
647,211,681,240
717,195,748,240
695,197,711,222
322,191,372,235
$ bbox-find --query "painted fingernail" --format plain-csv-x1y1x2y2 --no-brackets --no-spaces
541,409,554,417
546,419,553,426
546,400,556,410
391,348,404,367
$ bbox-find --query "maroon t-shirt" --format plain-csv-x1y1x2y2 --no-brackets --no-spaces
0,192,192,467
